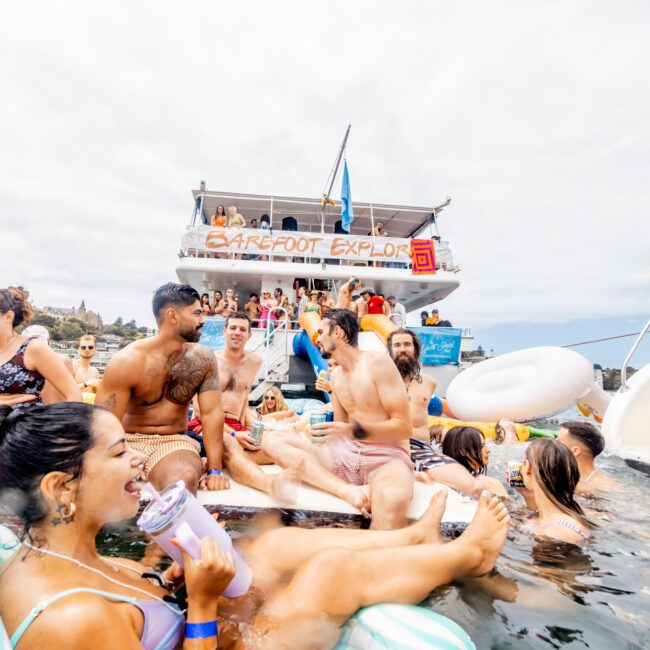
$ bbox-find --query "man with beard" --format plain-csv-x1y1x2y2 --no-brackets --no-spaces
388,329,487,497
97,283,228,494
265,309,414,529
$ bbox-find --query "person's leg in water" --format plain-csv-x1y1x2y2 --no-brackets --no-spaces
263,430,370,515
244,491,448,591
251,493,510,649
367,460,414,530
224,435,303,502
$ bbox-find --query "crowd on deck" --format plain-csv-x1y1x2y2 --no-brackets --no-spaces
197,279,430,331
0,283,618,649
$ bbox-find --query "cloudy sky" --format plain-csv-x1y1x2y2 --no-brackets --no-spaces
1,1,648,366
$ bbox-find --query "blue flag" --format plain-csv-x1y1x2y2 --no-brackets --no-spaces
341,160,354,232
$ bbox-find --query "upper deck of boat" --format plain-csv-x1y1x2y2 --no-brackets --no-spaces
176,189,460,311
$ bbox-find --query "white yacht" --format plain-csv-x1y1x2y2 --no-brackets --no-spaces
176,186,466,398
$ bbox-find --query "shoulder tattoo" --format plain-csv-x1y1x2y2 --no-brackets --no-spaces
166,347,220,404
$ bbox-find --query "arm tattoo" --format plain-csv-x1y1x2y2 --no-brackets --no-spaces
166,347,221,404
198,357,221,393
98,393,117,411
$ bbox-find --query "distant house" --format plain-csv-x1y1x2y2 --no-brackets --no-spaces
40,299,103,331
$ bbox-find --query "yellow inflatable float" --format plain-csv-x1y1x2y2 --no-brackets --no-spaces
428,415,531,442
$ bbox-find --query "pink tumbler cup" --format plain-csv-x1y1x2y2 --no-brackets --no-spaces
137,480,252,598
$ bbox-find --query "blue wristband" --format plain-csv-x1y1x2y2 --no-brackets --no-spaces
231,431,236,437
207,469,222,476
185,620,218,639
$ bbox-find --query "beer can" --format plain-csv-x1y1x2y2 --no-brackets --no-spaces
309,411,328,445
251,421,264,446
507,461,525,488
318,369,329,380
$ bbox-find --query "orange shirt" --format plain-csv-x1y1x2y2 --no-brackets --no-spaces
211,215,227,227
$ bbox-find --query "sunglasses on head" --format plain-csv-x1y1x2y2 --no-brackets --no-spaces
80,345,94,350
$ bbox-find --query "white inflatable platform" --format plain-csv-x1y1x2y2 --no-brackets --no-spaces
197,465,477,524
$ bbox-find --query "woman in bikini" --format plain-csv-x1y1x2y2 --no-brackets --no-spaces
0,286,80,411
518,438,594,544
0,402,510,649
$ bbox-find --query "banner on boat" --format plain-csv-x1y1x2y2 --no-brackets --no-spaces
182,226,413,263
411,327,462,365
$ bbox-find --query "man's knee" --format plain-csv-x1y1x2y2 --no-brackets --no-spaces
371,463,413,508
150,457,201,491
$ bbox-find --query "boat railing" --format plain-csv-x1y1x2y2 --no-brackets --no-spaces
180,225,457,272
251,309,293,384
620,319,650,392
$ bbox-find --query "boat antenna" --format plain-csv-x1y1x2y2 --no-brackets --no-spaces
321,124,352,205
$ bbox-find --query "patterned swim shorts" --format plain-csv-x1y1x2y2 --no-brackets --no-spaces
126,433,201,479
409,438,458,473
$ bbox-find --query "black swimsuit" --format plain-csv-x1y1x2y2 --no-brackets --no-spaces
0,338,45,411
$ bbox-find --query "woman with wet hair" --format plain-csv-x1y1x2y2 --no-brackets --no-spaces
0,286,80,410
0,403,510,649
442,426,507,496
520,438,594,544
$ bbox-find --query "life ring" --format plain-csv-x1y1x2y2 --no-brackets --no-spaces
428,415,530,442
336,604,475,650
447,347,609,422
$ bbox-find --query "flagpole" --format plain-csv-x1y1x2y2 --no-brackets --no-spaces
323,124,351,206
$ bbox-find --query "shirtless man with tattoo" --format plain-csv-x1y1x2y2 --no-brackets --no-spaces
264,309,414,529
388,329,487,497
213,312,302,499
96,283,228,493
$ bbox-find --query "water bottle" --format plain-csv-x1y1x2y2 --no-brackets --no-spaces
137,481,252,598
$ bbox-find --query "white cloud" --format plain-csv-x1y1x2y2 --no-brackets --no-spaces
1,0,649,329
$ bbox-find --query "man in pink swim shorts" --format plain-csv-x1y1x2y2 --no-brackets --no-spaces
263,309,414,530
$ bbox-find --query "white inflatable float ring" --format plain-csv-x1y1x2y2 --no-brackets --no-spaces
447,346,610,422
336,604,475,650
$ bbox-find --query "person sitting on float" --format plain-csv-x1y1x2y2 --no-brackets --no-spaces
556,421,618,494
441,426,507,496
517,438,594,544
0,287,80,411
0,402,510,650
257,386,296,422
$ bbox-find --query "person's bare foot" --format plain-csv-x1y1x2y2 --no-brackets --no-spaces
411,490,447,545
343,485,371,518
458,491,510,576
269,459,305,504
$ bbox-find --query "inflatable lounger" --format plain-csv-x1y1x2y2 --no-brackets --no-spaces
197,465,477,525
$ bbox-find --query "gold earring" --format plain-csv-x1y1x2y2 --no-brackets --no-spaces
60,503,76,521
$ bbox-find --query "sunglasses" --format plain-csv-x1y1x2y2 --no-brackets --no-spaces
265,396,276,400
80,345,95,350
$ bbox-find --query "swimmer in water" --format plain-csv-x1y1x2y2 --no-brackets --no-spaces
441,426,508,496
0,402,510,650
556,421,618,494
387,329,491,497
517,438,594,544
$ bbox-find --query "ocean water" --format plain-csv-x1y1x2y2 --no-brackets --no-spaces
95,406,650,649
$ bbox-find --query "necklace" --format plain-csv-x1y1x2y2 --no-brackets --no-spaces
584,468,599,482
0,335,17,357
22,542,184,615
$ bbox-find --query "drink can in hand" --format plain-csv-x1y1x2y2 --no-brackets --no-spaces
310,411,328,444
507,461,525,488
251,421,264,445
